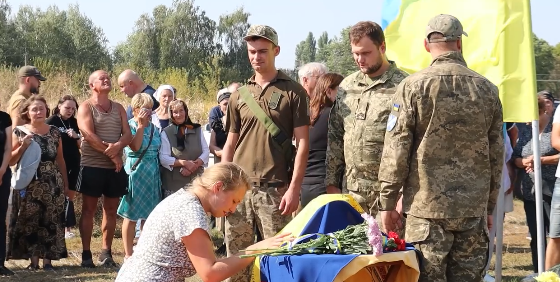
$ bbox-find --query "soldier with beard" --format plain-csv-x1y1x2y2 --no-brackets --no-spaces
8,66,46,126
325,21,408,219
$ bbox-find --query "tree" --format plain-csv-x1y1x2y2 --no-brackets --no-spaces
294,32,316,68
294,28,355,76
216,7,252,83
279,68,298,81
0,0,23,65
10,4,110,70
554,42,560,58
116,0,218,77
322,27,355,76
315,31,329,63
65,4,112,70
533,33,556,91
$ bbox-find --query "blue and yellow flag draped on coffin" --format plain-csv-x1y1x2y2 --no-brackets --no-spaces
381,0,537,122
250,195,420,282
250,194,364,281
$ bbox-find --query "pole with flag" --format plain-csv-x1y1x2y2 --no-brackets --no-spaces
381,0,540,279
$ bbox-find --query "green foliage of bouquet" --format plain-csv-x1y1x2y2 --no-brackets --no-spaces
240,213,392,258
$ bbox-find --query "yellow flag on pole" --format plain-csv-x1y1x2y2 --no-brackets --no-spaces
381,0,538,122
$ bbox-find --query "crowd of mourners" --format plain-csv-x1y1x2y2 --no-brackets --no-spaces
0,16,558,282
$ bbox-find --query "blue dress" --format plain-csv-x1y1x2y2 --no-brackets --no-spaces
117,120,162,221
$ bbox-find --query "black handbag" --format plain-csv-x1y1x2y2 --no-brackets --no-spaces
64,197,76,228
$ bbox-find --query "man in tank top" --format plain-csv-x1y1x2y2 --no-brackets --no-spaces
76,70,132,268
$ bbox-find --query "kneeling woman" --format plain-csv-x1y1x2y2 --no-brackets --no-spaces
115,163,292,282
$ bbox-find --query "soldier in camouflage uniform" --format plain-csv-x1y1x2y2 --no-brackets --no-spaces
222,25,310,282
377,14,504,282
325,21,408,217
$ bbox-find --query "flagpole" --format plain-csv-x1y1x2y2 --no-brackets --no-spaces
494,170,506,281
531,120,545,274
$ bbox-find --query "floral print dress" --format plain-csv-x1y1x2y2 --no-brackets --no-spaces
7,126,67,260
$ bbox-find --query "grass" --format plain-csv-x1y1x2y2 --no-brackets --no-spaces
0,66,217,124
1,199,537,282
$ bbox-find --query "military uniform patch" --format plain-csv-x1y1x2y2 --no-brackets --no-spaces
387,113,397,131
268,92,281,109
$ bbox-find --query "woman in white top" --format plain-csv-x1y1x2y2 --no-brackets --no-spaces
151,84,176,131
115,162,292,282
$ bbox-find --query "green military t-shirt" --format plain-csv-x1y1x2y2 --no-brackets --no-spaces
226,70,309,184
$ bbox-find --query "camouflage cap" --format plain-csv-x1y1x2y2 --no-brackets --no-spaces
426,14,468,43
244,25,278,46
17,65,46,81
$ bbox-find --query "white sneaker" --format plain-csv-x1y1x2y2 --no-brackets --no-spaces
65,232,75,239
526,232,532,240
484,274,495,282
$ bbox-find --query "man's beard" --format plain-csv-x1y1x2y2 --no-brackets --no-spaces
30,86,39,94
362,57,383,75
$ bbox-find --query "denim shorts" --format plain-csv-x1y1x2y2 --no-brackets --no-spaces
550,179,560,238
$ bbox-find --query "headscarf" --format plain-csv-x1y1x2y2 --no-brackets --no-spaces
154,84,176,102
217,92,231,104
216,88,229,103
169,99,200,151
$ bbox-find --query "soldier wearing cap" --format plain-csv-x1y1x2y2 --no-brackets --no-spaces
377,14,503,281
325,21,408,218
8,66,46,126
222,24,309,282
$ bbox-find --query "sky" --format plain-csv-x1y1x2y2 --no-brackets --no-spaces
6,0,560,69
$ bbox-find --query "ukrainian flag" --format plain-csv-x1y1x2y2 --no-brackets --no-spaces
381,0,538,122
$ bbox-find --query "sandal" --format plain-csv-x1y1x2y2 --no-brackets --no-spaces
26,263,39,271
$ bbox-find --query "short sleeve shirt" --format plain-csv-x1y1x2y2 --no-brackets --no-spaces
115,189,210,282
225,71,309,183
7,90,31,125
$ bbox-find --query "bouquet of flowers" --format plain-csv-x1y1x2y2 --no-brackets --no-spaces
383,231,407,252
240,213,406,258
534,271,560,282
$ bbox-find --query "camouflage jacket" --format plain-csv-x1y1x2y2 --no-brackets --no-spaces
325,62,408,192
378,51,504,219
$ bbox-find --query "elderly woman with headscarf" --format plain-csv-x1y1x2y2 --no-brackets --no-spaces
151,85,176,131
159,99,209,199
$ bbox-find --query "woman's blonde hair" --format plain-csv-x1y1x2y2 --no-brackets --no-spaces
131,93,154,113
192,162,250,192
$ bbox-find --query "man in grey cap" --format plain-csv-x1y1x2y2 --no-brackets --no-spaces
377,14,503,282
221,25,309,282
8,66,46,126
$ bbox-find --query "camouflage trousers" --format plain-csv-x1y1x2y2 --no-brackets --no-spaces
225,184,291,282
406,215,489,282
